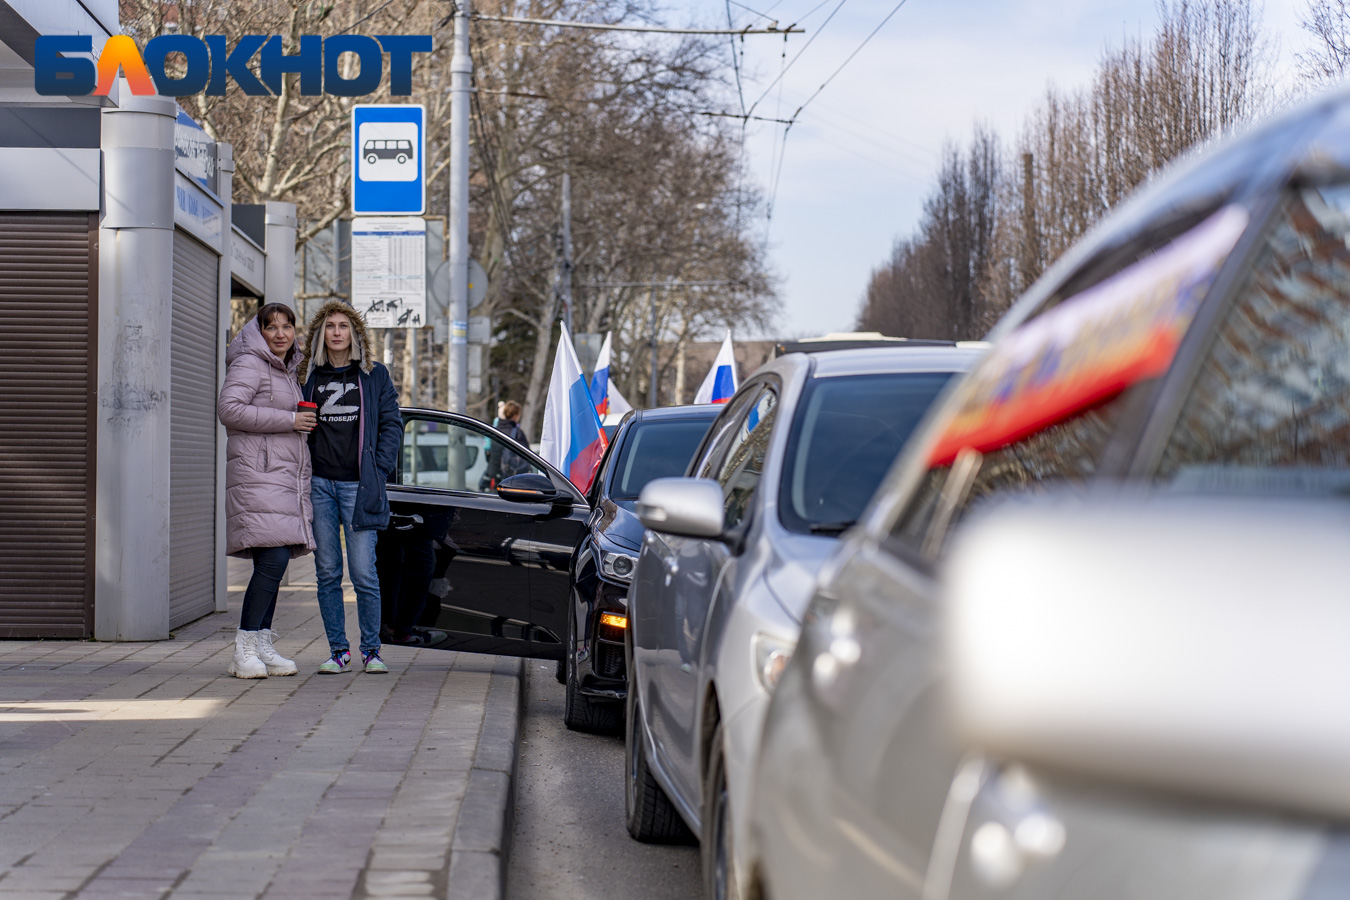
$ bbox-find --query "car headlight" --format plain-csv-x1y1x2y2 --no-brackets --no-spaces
753,632,795,693
600,548,639,583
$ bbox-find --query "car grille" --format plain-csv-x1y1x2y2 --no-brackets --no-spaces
594,641,625,679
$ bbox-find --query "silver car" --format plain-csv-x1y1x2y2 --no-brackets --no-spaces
749,87,1350,899
623,344,983,899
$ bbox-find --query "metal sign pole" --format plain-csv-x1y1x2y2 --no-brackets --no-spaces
447,0,472,415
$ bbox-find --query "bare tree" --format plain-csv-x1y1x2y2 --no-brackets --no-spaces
859,0,1272,339
1298,0,1350,87
121,0,776,425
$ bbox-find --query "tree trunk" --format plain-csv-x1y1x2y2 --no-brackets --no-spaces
521,298,558,440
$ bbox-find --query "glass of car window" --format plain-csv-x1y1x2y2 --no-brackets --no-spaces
778,372,955,536
1150,181,1350,494
608,419,720,502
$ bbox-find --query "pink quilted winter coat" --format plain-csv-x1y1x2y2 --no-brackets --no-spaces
217,318,316,559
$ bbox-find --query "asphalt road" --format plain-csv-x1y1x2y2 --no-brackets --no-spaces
507,663,703,899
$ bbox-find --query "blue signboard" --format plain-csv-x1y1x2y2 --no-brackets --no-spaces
352,104,425,216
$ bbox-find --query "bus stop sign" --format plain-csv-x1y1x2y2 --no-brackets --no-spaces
352,105,425,215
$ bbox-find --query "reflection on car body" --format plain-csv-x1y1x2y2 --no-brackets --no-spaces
623,344,982,898
375,408,590,658
561,404,721,734
748,86,1350,900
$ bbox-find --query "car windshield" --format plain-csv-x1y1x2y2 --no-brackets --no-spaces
780,371,955,535
609,418,715,501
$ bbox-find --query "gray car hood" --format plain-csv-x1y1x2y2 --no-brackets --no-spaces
763,531,838,624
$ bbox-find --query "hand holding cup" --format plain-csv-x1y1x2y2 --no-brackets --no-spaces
295,401,318,433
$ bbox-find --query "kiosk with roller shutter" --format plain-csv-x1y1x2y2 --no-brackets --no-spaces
0,0,298,639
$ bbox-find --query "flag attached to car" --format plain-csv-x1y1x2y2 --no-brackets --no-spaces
695,332,738,404
541,322,609,492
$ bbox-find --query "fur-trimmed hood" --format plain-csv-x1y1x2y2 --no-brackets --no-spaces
300,299,375,381
226,315,303,375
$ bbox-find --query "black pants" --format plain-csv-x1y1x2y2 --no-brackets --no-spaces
240,546,291,631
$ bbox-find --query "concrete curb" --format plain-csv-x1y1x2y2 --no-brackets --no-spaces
446,655,525,900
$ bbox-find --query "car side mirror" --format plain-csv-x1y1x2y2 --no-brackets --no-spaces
637,477,725,539
944,493,1350,820
496,473,559,503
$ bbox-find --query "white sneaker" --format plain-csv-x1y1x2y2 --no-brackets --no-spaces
257,629,298,676
227,629,268,679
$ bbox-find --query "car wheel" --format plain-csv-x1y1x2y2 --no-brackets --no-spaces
555,656,566,684
625,638,695,843
397,153,408,164
365,154,377,164
563,603,621,734
703,721,739,900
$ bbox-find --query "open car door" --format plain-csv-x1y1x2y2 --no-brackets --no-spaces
376,408,589,660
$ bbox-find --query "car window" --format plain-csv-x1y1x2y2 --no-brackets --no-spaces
714,389,779,529
779,371,954,536
693,386,766,479
400,415,541,493
888,205,1251,558
609,418,717,501
1153,184,1350,494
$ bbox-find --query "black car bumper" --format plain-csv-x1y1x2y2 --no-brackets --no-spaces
576,578,630,700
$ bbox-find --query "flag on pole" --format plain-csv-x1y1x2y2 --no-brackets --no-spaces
540,322,609,492
694,331,738,404
607,380,634,418
589,332,634,419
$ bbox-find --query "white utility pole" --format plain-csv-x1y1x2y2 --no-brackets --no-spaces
447,0,472,414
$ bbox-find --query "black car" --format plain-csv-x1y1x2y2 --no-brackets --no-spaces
562,404,721,733
374,407,590,661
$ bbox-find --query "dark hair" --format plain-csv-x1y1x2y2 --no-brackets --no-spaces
256,303,298,361
257,303,296,330
501,400,522,420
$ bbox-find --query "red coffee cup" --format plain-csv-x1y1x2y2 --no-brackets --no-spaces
297,401,318,413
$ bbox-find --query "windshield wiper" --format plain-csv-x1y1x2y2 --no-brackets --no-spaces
809,520,855,535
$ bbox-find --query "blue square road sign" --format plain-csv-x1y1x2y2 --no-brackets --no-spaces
353,105,425,216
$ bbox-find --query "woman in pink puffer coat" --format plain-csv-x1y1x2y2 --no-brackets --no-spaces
217,303,317,679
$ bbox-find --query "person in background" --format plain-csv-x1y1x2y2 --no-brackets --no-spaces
480,400,529,490
299,300,403,675
217,303,315,679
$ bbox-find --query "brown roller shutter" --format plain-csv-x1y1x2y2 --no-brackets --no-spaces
0,213,96,638
169,230,219,629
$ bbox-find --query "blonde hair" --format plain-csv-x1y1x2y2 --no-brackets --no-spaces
309,310,363,369
501,400,522,420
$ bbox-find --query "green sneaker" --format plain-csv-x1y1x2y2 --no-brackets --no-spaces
362,651,388,674
317,649,351,674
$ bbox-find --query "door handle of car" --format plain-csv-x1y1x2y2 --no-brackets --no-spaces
390,513,424,531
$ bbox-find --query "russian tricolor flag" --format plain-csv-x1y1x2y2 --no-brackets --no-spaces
589,332,633,420
540,322,609,492
694,332,738,404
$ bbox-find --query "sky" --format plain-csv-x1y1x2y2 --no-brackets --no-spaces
683,0,1311,339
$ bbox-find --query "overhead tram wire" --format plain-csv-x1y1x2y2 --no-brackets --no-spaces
468,13,802,35
727,0,786,23
746,0,846,118
785,0,913,123
763,0,915,241
698,110,795,125
726,0,748,116
465,28,518,267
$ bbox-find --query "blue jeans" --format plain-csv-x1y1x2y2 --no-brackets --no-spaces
312,476,382,655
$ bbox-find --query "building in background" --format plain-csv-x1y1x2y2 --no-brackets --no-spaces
0,0,295,639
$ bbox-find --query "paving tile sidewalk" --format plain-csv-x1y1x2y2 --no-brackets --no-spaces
0,556,522,900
